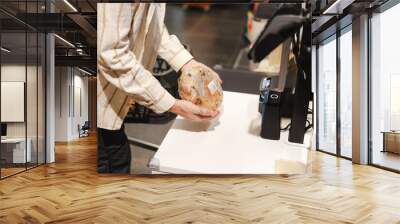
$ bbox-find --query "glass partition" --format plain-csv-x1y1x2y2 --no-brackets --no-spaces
339,27,352,158
370,3,400,171
0,0,46,179
37,32,45,165
1,31,28,178
317,35,337,155
27,31,38,169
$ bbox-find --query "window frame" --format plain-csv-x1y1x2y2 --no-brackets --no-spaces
315,24,353,160
367,0,400,173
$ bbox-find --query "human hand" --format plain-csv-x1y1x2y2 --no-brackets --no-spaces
169,99,219,121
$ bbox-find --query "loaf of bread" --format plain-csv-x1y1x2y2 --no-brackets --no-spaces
178,66,223,110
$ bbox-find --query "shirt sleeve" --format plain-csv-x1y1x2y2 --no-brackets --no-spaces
97,3,175,114
157,24,194,72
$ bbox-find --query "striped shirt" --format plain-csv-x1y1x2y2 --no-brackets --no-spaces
97,3,193,130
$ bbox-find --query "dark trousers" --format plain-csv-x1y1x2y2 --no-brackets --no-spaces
97,125,131,173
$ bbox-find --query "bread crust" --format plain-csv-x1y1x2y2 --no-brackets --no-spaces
178,66,223,110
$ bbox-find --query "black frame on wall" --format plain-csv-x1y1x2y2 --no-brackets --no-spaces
0,0,47,180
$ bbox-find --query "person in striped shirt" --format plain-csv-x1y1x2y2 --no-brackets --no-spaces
97,3,221,173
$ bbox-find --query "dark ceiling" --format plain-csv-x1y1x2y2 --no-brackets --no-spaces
311,0,391,44
1,0,392,73
1,0,98,73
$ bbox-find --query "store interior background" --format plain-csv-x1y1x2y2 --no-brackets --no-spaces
1,1,400,178
127,4,249,174
1,1,47,178
0,0,97,178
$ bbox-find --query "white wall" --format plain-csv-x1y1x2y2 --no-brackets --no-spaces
55,66,69,141
1,65,36,138
1,65,26,143
54,67,89,141
1,63,46,164
71,72,89,139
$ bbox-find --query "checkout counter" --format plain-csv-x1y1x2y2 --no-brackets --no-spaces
148,63,313,174
149,90,312,174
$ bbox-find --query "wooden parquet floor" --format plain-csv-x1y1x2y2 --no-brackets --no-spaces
1,135,400,224
1,167,26,178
